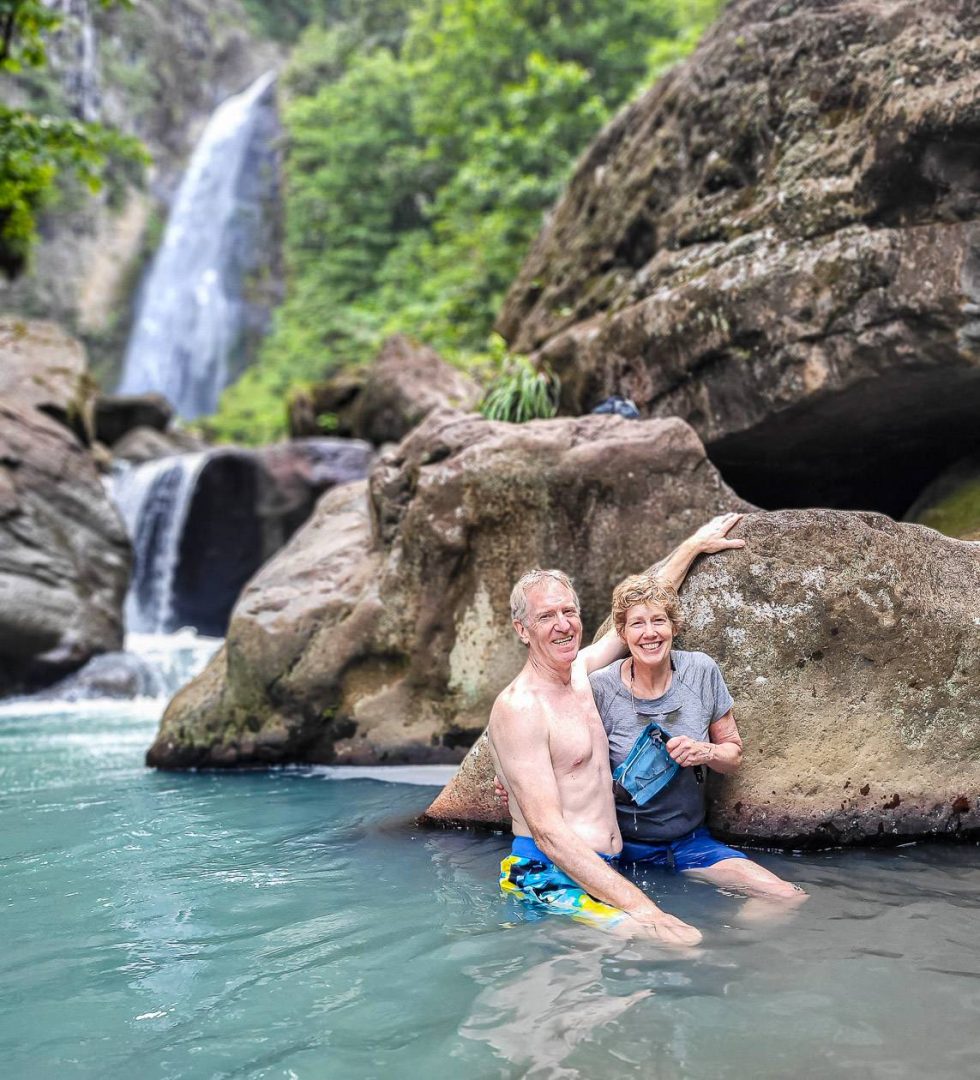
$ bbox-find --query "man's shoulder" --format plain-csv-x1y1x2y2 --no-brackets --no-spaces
491,672,545,729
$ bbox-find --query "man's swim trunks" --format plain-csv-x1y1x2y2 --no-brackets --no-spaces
619,827,748,872
499,836,628,927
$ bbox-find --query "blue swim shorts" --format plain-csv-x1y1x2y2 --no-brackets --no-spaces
499,836,628,927
619,827,748,872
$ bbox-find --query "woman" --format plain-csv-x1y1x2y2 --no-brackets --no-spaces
589,574,802,898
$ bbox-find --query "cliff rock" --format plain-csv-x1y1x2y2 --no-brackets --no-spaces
0,401,130,694
498,0,980,518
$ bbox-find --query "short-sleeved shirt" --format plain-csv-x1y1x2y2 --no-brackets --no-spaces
589,651,734,843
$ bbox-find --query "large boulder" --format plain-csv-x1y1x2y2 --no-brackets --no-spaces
0,401,130,695
0,316,96,442
498,0,980,518
147,411,748,768
424,511,980,847
288,335,482,444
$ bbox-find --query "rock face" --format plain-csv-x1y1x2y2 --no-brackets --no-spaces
94,393,173,447
288,336,482,444
0,401,130,695
498,0,980,519
147,411,748,768
0,316,96,442
424,511,980,847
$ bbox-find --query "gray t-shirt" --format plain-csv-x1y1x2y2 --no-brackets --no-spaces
589,651,734,843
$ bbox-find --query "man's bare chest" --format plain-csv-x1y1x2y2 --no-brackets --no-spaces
545,697,608,776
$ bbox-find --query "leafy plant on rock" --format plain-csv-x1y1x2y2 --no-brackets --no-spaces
480,337,559,424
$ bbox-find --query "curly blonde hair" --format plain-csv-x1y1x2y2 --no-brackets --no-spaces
611,574,685,639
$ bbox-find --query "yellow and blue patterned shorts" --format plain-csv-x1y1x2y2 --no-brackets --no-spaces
499,836,628,928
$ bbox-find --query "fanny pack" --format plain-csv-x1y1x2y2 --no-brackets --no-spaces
612,718,679,806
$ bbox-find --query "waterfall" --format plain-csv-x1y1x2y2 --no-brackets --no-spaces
111,453,207,633
117,70,278,418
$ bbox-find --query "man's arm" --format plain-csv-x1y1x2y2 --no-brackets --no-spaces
489,699,699,943
580,512,746,673
666,710,743,774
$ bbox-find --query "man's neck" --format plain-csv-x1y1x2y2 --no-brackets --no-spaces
526,652,576,687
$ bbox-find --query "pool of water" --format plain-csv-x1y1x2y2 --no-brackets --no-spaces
2,701,978,1079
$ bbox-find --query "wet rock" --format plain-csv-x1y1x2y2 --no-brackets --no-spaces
111,425,209,464
94,393,173,447
288,335,482,444
498,0,980,518
0,400,130,695
0,316,95,442
147,410,747,769
425,510,980,846
25,651,162,702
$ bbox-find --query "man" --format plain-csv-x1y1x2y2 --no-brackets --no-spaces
487,513,744,946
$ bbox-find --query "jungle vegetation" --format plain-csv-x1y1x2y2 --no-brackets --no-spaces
212,0,723,441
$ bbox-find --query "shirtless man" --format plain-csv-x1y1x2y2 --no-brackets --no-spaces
488,514,744,946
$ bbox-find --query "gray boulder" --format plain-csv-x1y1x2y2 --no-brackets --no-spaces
0,400,130,694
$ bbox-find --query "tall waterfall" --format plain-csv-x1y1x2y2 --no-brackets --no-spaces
111,453,207,633
117,71,278,418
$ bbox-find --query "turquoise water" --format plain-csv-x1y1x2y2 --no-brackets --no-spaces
2,701,979,1080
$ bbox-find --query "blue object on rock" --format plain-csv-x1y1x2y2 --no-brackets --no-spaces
591,395,640,419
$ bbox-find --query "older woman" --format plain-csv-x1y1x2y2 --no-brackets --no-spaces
589,574,802,899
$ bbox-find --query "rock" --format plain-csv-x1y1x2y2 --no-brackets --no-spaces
288,335,482,444
147,410,748,768
94,393,174,447
904,455,980,540
424,510,980,847
0,316,95,442
24,651,163,702
0,400,130,695
116,437,374,638
497,0,980,518
111,425,209,464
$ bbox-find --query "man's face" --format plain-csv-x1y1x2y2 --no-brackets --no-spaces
516,581,582,665
622,601,674,666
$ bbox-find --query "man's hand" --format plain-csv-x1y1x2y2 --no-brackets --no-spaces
688,512,745,554
629,909,703,947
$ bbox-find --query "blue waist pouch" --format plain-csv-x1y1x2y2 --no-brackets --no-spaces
612,720,679,806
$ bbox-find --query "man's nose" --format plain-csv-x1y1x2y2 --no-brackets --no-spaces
554,611,571,631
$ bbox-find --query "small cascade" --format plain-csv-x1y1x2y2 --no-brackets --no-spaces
11,630,222,706
111,452,207,633
117,70,278,418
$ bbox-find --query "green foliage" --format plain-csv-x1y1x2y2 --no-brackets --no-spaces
480,341,559,424
211,0,723,442
0,0,147,277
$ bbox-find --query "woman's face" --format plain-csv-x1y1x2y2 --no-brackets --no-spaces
622,601,674,666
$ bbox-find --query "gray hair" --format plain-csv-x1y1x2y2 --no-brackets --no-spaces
510,568,580,625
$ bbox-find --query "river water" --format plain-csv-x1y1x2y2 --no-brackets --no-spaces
2,693,978,1079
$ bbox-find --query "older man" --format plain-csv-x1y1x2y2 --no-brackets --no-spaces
487,514,743,946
